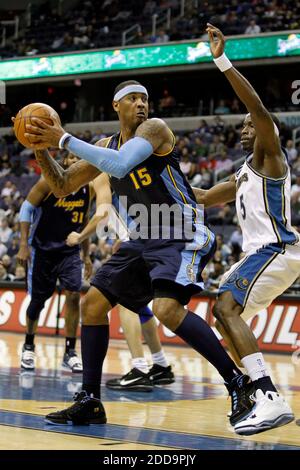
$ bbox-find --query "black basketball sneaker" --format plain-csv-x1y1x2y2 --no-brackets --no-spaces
147,364,175,385
45,391,107,425
106,368,153,392
227,374,256,426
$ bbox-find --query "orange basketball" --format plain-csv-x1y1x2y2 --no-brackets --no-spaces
13,103,61,148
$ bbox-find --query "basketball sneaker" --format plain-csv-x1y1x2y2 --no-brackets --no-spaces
45,391,106,425
147,364,175,385
62,349,83,373
234,389,294,435
106,368,153,392
227,374,255,426
21,344,35,371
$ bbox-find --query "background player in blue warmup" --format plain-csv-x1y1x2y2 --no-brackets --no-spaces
25,81,253,429
17,153,93,373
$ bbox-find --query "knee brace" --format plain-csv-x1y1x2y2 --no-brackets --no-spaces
26,298,46,321
138,306,154,324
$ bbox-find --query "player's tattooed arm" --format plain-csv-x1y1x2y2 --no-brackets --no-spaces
35,149,100,197
135,118,174,154
193,175,236,208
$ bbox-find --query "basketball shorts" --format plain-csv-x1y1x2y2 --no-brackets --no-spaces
28,248,82,301
218,242,300,320
91,235,216,312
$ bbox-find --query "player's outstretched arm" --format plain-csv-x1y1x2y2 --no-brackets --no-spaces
207,24,285,176
193,175,236,207
26,117,172,178
34,149,101,197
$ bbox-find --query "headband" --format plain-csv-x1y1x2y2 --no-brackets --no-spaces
113,85,148,102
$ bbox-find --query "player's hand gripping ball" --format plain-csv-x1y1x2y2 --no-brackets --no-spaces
13,103,62,149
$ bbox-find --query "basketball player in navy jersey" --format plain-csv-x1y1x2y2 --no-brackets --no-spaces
192,24,299,434
24,81,253,429
17,153,93,373
66,171,175,391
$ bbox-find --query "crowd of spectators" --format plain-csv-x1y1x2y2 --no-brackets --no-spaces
0,117,299,292
1,0,300,59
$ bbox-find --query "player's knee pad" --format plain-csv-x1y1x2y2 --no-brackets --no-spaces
26,299,46,321
138,306,153,324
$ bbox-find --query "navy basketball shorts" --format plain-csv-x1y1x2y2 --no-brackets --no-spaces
91,235,216,311
28,248,82,302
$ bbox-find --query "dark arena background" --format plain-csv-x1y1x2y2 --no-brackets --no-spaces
0,0,300,459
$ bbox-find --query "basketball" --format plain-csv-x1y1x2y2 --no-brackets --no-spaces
13,103,61,148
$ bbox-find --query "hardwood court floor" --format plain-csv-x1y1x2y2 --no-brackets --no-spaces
0,332,299,450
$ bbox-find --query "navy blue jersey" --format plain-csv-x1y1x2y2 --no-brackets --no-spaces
29,185,91,253
108,132,207,243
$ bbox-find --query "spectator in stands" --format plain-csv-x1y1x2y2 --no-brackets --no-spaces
215,149,233,179
1,181,14,198
225,127,239,149
229,225,243,260
13,265,26,282
179,149,198,181
202,268,214,292
1,254,14,275
209,252,225,290
245,19,261,35
291,174,300,208
208,135,225,159
211,116,225,134
230,98,242,114
7,237,20,258
216,234,232,262
214,100,231,115
0,264,13,281
0,218,12,244
293,156,300,174
143,0,157,15
155,29,170,43
286,140,298,162
158,89,176,114
0,242,7,258
0,161,11,177
279,122,292,146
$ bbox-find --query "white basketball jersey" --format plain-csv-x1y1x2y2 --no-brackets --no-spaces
235,153,299,253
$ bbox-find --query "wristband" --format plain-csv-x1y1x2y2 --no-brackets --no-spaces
213,53,232,72
59,132,72,149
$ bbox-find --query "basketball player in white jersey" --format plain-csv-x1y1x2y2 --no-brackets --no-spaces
194,24,300,435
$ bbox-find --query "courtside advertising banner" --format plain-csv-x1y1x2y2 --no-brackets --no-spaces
0,286,299,354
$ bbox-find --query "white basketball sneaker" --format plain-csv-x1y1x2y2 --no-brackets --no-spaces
21,345,36,371
234,389,294,435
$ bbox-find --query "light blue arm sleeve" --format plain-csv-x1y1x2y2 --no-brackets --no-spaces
66,136,154,178
19,200,36,223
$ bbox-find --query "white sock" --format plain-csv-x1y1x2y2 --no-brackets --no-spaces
132,357,149,374
241,352,270,381
152,350,169,368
